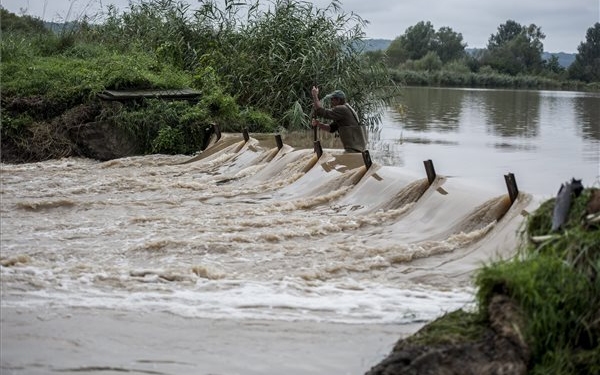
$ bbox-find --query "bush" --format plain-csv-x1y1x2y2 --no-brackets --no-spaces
107,99,208,155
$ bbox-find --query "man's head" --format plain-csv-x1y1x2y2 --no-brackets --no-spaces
326,90,346,105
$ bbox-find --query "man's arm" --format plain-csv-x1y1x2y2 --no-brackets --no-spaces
312,118,331,132
311,86,323,111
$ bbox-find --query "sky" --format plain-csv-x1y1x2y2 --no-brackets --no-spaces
2,0,599,53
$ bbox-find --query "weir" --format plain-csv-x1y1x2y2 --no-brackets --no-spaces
184,132,522,227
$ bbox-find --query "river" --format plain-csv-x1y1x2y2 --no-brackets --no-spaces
1,87,599,374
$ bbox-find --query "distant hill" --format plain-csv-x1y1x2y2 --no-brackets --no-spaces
541,52,576,68
361,38,392,52
362,39,576,68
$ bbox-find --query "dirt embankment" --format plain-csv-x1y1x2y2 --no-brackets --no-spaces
1,97,141,164
365,294,529,375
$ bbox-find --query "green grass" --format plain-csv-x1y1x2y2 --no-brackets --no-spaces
474,188,600,374
394,309,488,350
395,188,599,374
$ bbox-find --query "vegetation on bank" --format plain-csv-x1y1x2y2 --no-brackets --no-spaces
389,67,598,91
475,188,600,374
399,188,600,374
365,20,600,90
1,0,397,162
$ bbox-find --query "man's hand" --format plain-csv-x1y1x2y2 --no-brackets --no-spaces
311,86,319,99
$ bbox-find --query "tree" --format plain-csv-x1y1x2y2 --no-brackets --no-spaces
386,22,465,66
488,20,523,49
568,23,600,82
544,55,565,75
386,21,436,66
0,8,49,34
433,26,466,63
483,20,545,75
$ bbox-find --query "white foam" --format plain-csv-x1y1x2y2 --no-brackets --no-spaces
1,276,475,325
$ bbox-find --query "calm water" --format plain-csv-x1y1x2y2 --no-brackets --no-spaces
1,87,599,374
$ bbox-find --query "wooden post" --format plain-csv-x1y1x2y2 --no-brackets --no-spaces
423,159,436,185
212,123,221,142
242,128,249,142
362,150,372,170
275,134,283,150
313,126,318,142
504,172,519,204
313,140,323,158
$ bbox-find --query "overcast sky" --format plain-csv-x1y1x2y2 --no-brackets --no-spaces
2,0,599,53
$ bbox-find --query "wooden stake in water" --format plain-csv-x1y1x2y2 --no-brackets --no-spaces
362,150,372,170
423,159,436,185
313,140,322,158
504,173,519,204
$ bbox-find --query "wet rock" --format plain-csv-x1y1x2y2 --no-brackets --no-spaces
69,120,140,161
365,295,529,375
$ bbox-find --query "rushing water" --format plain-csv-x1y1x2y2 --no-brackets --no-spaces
1,87,599,374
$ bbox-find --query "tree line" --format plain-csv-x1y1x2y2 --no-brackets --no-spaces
364,20,600,85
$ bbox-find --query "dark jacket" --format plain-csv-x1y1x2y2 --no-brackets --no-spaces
315,103,368,152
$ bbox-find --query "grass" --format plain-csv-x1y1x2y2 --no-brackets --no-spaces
394,309,488,350
397,188,599,374
475,187,600,374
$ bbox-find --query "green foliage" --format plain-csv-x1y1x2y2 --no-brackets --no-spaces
282,100,310,131
414,51,443,71
239,108,277,133
475,188,600,372
484,20,545,75
93,0,202,70
108,99,208,155
187,0,398,129
388,67,568,89
443,60,472,74
100,52,190,90
0,114,33,140
569,23,600,83
0,8,49,34
0,48,190,123
544,55,566,75
432,26,467,63
477,256,594,354
151,125,186,154
386,21,465,67
395,309,487,350
79,0,397,129
360,20,596,84
198,90,240,130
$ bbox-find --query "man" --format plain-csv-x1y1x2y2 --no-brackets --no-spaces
311,86,368,153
